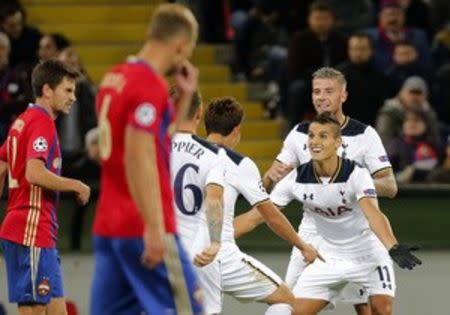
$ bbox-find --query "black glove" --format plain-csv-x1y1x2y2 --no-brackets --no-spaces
389,244,422,270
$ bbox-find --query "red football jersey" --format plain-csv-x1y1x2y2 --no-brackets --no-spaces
93,59,176,237
0,104,62,248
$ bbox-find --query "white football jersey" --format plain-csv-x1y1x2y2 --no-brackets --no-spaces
171,133,226,247
276,117,391,232
220,147,269,243
271,158,387,258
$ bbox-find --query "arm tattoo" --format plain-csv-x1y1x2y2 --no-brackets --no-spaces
205,198,224,243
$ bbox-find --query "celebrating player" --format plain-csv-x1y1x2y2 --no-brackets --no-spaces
91,4,202,315
194,97,321,315
0,60,90,315
236,67,398,315
269,112,421,315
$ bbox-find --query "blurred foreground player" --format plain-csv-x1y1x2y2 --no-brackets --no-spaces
91,4,203,315
0,60,90,315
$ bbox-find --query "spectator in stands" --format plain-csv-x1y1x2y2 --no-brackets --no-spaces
385,40,432,96
428,0,450,32
427,135,450,183
365,2,432,71
58,45,98,250
38,33,70,62
434,63,450,126
337,32,388,125
387,108,441,183
432,23,450,68
326,0,375,34
0,31,32,144
281,0,347,126
376,76,440,146
0,0,41,69
396,0,433,40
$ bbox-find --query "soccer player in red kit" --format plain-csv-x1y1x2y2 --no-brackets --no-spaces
0,60,91,315
91,4,202,315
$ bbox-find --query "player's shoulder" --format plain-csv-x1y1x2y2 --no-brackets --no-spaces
341,117,368,137
220,146,246,166
293,121,311,135
295,161,317,183
334,158,363,183
191,135,220,154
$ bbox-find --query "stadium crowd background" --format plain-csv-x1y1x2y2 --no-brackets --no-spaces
0,0,450,313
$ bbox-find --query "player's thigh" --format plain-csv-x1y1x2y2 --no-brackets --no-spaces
292,258,344,307
262,283,295,306
195,260,222,314
90,237,140,315
46,297,67,315
17,304,46,315
285,232,321,289
114,235,203,315
292,298,329,315
351,258,396,299
221,249,283,303
1,241,63,306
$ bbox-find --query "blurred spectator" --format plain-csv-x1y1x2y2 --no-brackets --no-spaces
396,0,433,40
385,40,432,96
365,3,432,71
0,31,32,144
337,32,388,125
434,63,450,126
387,108,441,183
281,0,347,126
326,0,375,34
432,23,450,68
427,135,450,183
429,0,450,31
57,45,98,250
232,0,288,82
38,33,70,62
376,76,439,145
0,0,42,68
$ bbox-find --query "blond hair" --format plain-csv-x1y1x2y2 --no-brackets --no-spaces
148,4,198,44
312,67,347,87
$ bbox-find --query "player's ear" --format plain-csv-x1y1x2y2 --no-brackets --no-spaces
42,83,53,98
335,135,342,149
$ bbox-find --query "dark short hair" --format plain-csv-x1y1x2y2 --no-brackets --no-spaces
32,59,79,97
310,112,341,137
169,86,202,120
47,33,71,51
204,97,244,136
309,0,334,15
0,0,25,24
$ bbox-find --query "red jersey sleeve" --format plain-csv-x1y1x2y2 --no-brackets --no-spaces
126,82,167,134
26,119,55,164
0,142,6,161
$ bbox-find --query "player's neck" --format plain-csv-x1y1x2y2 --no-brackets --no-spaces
137,42,171,76
335,111,346,126
176,121,196,134
313,155,339,177
207,134,226,147
34,98,57,120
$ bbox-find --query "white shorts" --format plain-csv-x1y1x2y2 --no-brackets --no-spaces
293,254,396,307
195,242,282,314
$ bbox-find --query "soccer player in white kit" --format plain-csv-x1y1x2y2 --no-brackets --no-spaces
270,113,421,315
235,67,399,315
191,97,321,315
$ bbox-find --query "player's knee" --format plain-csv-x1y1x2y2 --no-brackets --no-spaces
264,283,295,305
370,299,393,315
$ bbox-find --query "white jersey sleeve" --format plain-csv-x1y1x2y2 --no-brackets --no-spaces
276,128,301,167
270,169,296,207
205,148,227,187
350,166,378,201
235,158,269,206
362,126,392,174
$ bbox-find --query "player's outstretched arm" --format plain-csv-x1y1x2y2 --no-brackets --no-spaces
360,197,421,270
256,200,323,263
194,184,224,267
233,207,265,238
0,160,7,197
125,127,165,268
372,167,398,199
25,159,90,205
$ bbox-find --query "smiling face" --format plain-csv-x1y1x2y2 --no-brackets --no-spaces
308,121,341,162
312,78,347,115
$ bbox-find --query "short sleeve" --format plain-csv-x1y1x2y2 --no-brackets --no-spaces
363,126,392,174
205,149,227,187
270,169,296,207
351,167,377,201
126,83,167,134
276,128,302,167
26,119,55,164
0,142,6,161
236,158,269,206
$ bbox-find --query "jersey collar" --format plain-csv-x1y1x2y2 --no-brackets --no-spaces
29,103,52,118
312,156,343,184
